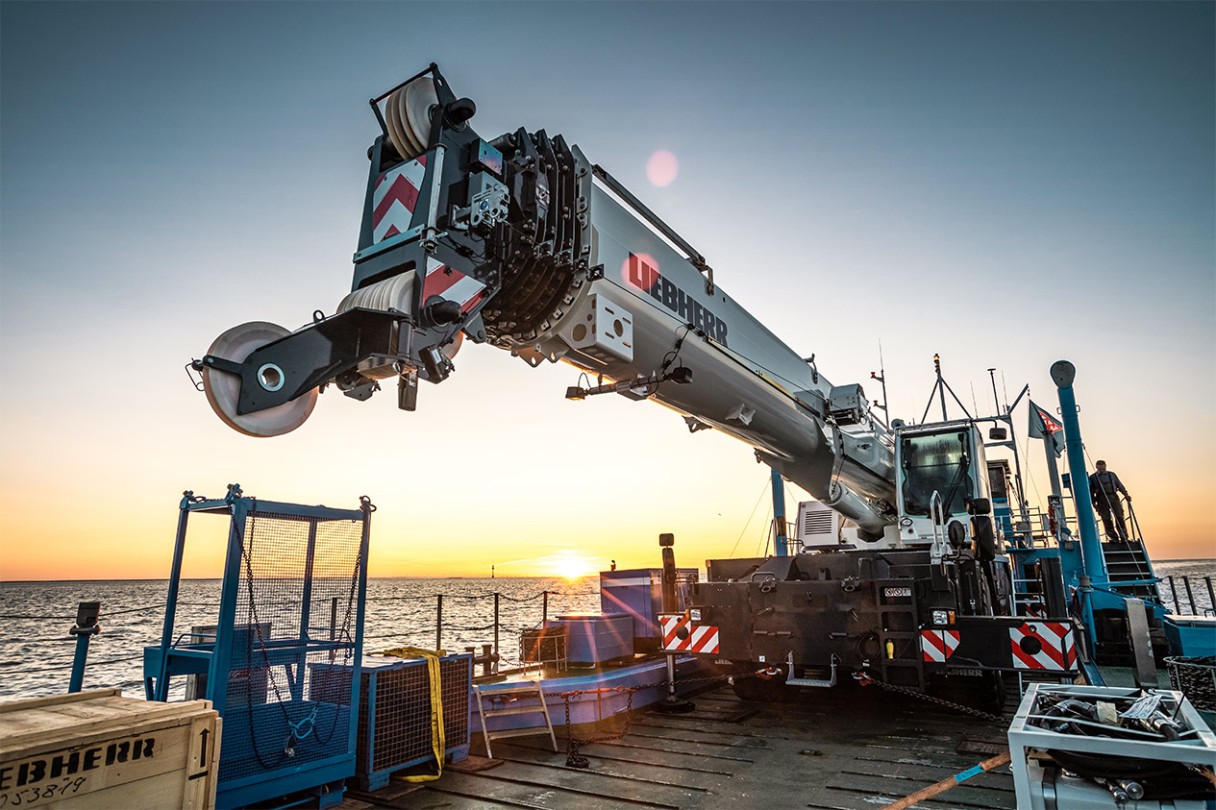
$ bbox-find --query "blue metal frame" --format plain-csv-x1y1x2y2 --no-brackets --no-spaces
143,485,373,810
1047,363,1179,680
1051,363,1107,586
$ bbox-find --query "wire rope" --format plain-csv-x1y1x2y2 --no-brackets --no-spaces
0,603,162,620
757,501,773,557
728,479,772,558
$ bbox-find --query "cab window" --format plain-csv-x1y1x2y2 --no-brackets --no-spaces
901,432,972,517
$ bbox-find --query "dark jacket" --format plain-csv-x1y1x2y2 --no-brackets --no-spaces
1089,470,1128,500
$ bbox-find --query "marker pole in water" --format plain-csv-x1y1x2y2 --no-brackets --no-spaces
68,601,101,693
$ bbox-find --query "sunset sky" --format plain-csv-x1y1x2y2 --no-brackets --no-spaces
2,2,1213,581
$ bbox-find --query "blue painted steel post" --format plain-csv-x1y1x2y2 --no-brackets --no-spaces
154,496,194,701
68,601,101,693
1050,361,1107,584
296,518,319,703
206,486,250,718
348,497,374,755
771,469,788,557
1052,361,1104,660
69,633,93,692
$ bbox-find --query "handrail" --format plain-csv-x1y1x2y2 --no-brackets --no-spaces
929,491,948,560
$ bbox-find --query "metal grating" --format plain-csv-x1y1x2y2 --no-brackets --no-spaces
1167,656,1216,712
803,509,833,534
520,626,567,665
219,510,364,783
354,656,470,781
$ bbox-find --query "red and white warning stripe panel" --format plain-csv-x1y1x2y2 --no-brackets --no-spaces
1010,621,1076,671
422,256,486,314
659,613,720,655
920,629,961,663
371,156,427,243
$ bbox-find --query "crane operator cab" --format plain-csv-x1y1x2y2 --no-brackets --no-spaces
894,420,1010,617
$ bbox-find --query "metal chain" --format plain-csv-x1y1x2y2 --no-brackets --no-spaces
562,693,588,769
853,672,1002,721
557,672,730,768
562,686,638,768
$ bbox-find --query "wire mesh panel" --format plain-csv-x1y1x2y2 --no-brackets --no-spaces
1166,656,1216,712
218,507,366,784
352,655,471,789
145,488,372,809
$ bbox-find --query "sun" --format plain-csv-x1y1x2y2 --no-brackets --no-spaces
552,553,595,581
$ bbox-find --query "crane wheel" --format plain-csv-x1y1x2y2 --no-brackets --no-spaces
201,321,318,437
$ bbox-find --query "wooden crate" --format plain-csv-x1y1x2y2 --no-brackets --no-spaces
0,689,220,809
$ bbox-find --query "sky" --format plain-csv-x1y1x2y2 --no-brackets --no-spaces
1,2,1213,581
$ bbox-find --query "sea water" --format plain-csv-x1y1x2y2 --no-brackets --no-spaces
0,576,600,700
1,562,1211,701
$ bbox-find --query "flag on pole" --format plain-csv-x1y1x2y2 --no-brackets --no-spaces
1028,400,1065,457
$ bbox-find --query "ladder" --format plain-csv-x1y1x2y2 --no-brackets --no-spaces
1101,540,1161,602
876,579,924,690
472,681,558,759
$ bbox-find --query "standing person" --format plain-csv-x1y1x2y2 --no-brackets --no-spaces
1089,460,1132,542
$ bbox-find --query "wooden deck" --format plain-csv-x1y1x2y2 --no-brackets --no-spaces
342,682,1017,810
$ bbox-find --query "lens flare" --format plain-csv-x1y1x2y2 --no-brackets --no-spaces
621,252,660,291
551,551,595,581
646,149,679,187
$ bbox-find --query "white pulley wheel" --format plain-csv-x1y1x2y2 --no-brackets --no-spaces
202,321,318,437
383,91,410,161
385,77,438,160
403,77,438,152
395,85,423,156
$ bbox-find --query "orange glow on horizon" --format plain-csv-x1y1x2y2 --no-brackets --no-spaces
552,554,595,582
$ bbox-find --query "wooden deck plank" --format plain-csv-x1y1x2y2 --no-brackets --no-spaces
625,726,774,749
420,769,689,809
488,741,732,790
808,785,990,810
360,685,1021,809
590,737,756,762
844,758,1013,791
827,773,1017,809
630,721,817,744
500,741,738,777
472,758,719,805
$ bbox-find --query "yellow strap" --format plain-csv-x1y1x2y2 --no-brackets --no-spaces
380,646,446,782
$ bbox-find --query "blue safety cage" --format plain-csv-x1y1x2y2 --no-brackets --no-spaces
143,485,373,809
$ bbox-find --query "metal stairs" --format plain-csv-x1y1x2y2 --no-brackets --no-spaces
1101,540,1161,602
472,681,558,758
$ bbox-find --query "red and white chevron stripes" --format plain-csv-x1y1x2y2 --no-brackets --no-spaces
920,629,961,663
1010,621,1076,671
371,156,426,243
660,613,720,654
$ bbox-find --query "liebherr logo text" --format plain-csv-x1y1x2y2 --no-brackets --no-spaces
626,253,729,347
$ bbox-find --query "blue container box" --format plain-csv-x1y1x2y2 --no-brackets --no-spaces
552,613,633,664
1165,614,1216,658
599,568,698,646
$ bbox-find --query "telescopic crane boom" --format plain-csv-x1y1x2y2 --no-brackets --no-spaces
195,64,895,537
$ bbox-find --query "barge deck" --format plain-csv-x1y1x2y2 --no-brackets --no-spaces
344,682,1018,810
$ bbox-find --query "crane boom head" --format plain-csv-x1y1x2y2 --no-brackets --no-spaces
194,64,899,537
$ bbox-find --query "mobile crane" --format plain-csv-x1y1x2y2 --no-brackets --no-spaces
195,65,1079,708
